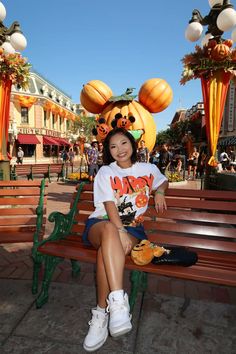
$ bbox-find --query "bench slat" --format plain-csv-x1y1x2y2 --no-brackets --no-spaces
38,240,236,286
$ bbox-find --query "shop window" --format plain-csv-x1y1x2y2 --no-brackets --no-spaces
52,114,55,129
21,107,29,124
17,144,35,157
44,110,47,127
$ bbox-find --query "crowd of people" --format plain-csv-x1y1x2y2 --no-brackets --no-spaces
81,138,236,184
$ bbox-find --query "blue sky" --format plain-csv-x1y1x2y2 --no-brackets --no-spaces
5,0,236,131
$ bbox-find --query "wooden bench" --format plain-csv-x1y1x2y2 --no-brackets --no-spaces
10,164,32,180
11,163,64,182
0,180,48,244
0,180,48,294
33,183,236,309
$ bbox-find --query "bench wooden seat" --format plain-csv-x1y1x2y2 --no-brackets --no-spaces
0,180,48,244
11,163,64,182
33,183,236,309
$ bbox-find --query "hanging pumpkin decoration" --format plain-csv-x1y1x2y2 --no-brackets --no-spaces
138,78,173,113
211,43,230,61
80,80,113,114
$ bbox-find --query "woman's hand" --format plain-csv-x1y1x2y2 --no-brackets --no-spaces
118,230,133,255
154,193,167,214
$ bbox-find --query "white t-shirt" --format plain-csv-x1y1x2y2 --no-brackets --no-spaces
89,161,167,226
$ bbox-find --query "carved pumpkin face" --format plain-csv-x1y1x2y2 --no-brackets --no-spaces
117,117,132,129
131,240,167,265
97,123,110,139
135,193,148,208
131,240,154,265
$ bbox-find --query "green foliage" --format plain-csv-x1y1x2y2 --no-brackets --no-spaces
156,120,193,146
72,115,96,141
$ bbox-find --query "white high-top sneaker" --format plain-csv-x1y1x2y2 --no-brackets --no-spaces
83,308,108,352
107,292,132,337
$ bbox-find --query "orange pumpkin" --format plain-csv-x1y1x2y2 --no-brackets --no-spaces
101,99,157,152
135,193,148,208
80,80,113,114
138,78,173,113
131,240,167,265
211,43,230,61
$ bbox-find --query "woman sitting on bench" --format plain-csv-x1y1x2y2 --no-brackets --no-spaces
82,127,168,352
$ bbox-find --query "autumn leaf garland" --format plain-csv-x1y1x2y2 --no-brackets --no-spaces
0,49,31,89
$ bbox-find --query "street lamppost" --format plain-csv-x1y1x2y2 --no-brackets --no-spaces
0,1,27,180
185,0,236,44
183,0,236,189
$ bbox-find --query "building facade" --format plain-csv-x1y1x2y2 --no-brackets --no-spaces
9,71,81,163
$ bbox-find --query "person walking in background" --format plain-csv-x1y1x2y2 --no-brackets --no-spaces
137,140,149,162
68,148,75,165
82,128,168,352
97,142,104,170
61,149,68,163
16,147,24,164
219,150,229,170
187,146,199,180
86,141,99,182
158,143,171,175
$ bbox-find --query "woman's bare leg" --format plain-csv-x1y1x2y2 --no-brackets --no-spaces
88,221,137,307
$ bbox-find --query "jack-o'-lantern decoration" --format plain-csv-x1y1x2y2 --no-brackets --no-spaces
135,193,148,208
211,43,230,61
92,117,110,140
111,113,136,130
80,79,173,152
131,239,168,266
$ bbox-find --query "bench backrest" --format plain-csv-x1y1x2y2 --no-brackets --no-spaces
68,183,236,256
0,180,48,243
14,164,32,175
49,164,64,173
31,164,49,174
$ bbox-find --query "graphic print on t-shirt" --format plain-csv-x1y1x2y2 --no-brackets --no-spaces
110,174,154,226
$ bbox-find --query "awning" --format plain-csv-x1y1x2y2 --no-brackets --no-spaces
218,136,236,146
43,136,60,146
55,137,71,146
17,134,40,144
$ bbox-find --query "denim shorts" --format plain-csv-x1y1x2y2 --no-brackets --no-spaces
82,217,147,246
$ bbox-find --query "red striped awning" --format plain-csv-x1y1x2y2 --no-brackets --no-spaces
17,134,40,144
43,136,60,146
54,137,71,146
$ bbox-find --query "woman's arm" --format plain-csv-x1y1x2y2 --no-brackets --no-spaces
103,201,123,229
103,201,132,253
153,180,168,213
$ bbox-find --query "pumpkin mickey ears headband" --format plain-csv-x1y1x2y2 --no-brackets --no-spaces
92,113,136,141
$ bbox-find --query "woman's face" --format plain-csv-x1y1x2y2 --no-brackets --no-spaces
109,133,133,168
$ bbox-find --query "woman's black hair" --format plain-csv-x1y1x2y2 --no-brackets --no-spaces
103,128,138,165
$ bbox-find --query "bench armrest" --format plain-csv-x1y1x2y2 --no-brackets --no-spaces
35,182,86,247
33,179,47,244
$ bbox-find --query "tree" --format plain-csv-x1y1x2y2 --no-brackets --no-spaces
73,115,97,141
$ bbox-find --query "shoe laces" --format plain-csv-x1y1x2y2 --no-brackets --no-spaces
88,311,107,329
106,296,129,314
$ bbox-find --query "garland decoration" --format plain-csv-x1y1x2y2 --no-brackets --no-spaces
0,48,31,89
180,40,236,85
